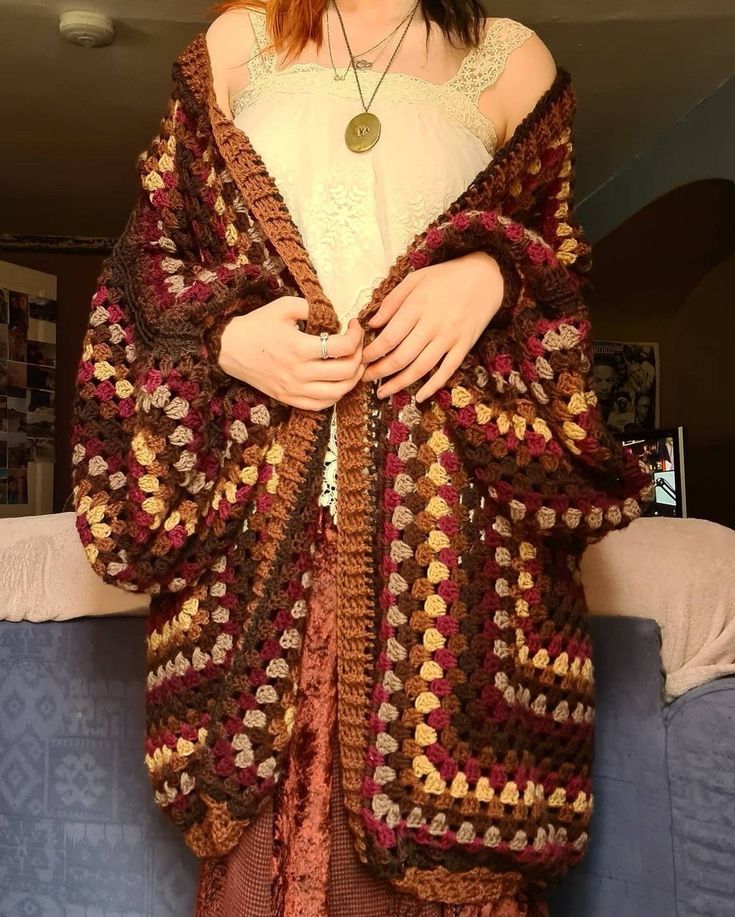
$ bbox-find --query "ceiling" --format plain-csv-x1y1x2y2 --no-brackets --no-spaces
1,0,734,238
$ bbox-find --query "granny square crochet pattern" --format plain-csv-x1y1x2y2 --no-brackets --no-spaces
70,29,653,908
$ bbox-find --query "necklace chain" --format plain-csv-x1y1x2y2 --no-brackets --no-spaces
332,0,419,115
238,3,421,153
326,5,415,81
241,5,415,78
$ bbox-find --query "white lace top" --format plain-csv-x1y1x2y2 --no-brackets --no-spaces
231,10,534,523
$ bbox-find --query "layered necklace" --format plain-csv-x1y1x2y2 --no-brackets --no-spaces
326,4,415,81
328,0,421,153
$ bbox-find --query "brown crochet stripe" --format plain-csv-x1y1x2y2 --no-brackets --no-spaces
390,866,526,907
172,30,579,881
175,34,339,331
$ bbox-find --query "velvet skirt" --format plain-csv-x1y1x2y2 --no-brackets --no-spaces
194,506,550,917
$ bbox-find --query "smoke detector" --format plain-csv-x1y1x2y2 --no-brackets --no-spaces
59,10,115,47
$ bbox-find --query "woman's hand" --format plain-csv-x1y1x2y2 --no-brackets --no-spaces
218,295,365,410
360,252,505,403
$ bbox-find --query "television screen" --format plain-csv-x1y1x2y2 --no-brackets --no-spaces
618,426,687,518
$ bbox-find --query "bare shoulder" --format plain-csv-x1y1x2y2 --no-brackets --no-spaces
205,7,259,117
206,7,257,66
477,17,558,150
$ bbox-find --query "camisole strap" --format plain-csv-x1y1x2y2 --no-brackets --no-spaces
233,11,534,153
245,8,277,83
243,11,533,93
451,17,536,105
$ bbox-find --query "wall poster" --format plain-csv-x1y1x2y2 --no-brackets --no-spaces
591,340,660,435
0,261,56,516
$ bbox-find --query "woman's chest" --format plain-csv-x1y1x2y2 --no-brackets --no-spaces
233,88,492,315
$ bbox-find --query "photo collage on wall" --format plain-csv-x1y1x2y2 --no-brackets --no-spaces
591,340,659,435
0,286,56,505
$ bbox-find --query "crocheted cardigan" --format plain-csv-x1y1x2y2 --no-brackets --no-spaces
70,30,653,907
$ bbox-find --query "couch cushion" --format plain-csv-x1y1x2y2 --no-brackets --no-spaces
665,676,735,917
581,516,735,701
548,615,676,917
0,512,149,622
0,614,704,915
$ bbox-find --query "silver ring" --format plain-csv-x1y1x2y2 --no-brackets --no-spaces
319,331,330,359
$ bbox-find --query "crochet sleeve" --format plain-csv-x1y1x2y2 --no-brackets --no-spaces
411,114,654,548
70,94,283,594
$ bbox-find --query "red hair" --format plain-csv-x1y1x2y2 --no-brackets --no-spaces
205,0,487,60
206,1,331,61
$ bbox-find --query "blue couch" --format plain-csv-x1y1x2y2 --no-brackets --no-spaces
0,615,732,916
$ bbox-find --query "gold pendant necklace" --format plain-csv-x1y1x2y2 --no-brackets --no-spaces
331,0,420,153
345,111,381,152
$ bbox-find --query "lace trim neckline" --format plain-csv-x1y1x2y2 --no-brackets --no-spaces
231,69,498,153
254,16,504,90
229,14,508,109
239,56,475,90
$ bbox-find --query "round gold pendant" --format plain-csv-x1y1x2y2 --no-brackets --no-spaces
345,112,381,153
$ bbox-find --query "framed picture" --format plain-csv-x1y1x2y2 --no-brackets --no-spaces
591,340,659,434
0,261,57,517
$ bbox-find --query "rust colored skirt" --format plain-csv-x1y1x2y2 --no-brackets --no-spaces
194,505,550,917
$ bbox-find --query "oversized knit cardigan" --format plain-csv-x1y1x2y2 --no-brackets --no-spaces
70,29,653,908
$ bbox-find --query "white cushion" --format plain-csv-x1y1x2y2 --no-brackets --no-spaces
0,511,149,621
580,516,735,700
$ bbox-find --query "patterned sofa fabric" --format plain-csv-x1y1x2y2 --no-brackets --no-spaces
0,618,199,917
0,615,733,916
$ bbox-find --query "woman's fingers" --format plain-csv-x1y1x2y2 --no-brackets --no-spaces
367,270,420,329
299,329,366,382
304,348,364,382
374,339,448,398
361,300,419,365
295,317,364,362
414,344,465,402
297,354,366,407
274,294,311,323
362,318,431,382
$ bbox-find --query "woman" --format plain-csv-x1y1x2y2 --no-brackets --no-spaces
196,1,555,915
71,0,651,913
